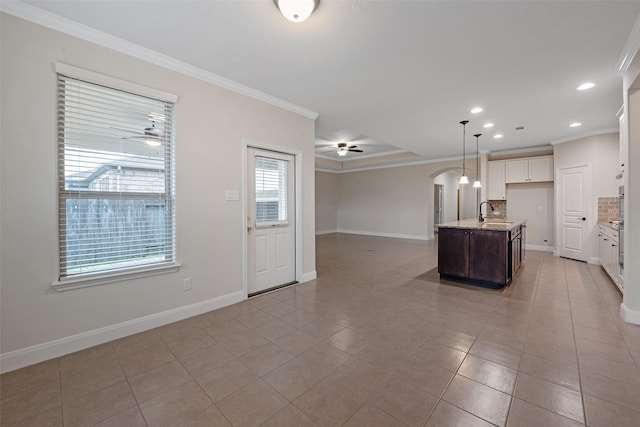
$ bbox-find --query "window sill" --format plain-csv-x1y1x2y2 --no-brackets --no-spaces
52,263,182,292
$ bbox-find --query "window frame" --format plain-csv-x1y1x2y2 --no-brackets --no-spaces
52,63,180,291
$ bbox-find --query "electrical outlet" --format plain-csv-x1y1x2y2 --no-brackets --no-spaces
183,278,192,291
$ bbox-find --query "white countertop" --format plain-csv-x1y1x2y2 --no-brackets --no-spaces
437,218,527,231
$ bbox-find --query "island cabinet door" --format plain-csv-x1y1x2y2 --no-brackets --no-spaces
438,228,470,277
470,230,507,284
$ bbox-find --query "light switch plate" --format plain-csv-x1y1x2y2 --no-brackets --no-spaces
225,190,239,201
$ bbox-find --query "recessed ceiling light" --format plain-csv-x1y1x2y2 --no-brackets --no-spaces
471,107,483,114
569,122,582,127
577,82,595,91
483,123,494,128
494,134,503,139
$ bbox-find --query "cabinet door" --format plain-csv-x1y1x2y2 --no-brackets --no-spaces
487,161,506,200
528,157,554,182
505,159,528,183
470,230,507,284
438,228,469,278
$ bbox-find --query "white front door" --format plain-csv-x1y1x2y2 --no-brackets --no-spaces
247,148,296,295
558,165,590,261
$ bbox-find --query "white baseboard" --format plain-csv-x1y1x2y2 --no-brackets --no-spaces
315,230,337,235
525,244,554,253
0,291,245,374
336,229,431,241
620,303,640,325
588,257,600,265
301,271,317,282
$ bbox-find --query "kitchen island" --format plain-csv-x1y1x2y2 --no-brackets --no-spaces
437,219,526,288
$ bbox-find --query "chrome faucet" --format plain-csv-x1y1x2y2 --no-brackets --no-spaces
479,201,495,222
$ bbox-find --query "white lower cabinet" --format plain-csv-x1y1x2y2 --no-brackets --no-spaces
598,224,623,293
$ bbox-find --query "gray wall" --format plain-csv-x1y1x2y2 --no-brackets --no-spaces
0,14,316,359
315,171,339,233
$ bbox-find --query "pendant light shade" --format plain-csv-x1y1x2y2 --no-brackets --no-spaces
274,0,319,22
459,120,469,185
473,133,482,188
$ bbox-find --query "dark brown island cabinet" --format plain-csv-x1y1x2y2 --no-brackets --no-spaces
437,220,526,288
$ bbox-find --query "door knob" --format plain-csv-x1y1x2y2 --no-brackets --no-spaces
247,226,252,232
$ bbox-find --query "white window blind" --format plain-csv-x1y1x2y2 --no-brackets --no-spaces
57,74,176,280
255,156,288,224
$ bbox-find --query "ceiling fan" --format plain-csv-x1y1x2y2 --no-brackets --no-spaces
114,113,165,146
319,141,364,157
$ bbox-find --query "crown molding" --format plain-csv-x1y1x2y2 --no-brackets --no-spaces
616,13,640,76
488,144,553,157
315,154,464,174
0,1,319,120
314,149,408,162
549,128,618,145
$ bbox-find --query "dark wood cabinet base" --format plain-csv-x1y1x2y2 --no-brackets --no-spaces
438,223,524,289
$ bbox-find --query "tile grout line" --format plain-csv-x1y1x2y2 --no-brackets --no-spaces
565,260,588,426
504,253,543,427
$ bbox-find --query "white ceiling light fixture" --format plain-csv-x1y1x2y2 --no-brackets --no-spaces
494,134,503,139
577,82,595,91
483,123,494,128
459,120,469,185
273,0,319,23
471,107,483,114
337,146,348,156
570,122,582,127
473,133,482,188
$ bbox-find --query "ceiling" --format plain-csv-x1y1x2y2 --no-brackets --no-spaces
15,0,640,165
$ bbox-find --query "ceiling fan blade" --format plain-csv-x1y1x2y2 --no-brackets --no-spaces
348,145,358,149
349,149,364,152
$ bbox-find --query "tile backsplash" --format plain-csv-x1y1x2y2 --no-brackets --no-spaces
487,200,507,218
598,197,619,223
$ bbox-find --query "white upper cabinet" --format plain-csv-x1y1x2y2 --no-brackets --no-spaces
505,156,553,183
488,160,506,200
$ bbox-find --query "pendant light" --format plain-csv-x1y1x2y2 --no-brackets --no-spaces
473,133,482,188
459,120,469,184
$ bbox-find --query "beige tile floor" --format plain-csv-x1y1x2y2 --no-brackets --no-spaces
3,233,640,426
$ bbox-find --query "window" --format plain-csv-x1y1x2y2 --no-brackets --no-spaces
57,72,176,284
254,156,288,225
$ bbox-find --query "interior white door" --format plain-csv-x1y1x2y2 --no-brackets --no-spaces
558,165,590,261
247,148,296,295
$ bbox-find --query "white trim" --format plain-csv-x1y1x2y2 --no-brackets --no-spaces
0,290,245,373
620,303,640,325
301,271,317,282
550,128,619,146
315,149,408,162
488,145,553,158
525,244,554,253
316,229,337,235
55,62,178,102
336,229,431,241
588,257,600,265
242,140,303,298
52,263,181,291
315,155,465,174
616,14,640,76
1,1,318,120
